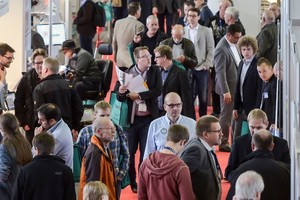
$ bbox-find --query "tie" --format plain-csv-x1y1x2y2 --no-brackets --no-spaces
211,150,223,180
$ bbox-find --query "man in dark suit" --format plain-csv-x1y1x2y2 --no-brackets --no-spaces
214,24,242,152
226,129,290,200
225,109,290,181
154,45,195,119
181,115,222,200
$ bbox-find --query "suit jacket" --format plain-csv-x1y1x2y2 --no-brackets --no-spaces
225,133,290,181
184,24,214,70
160,37,198,70
152,0,178,14
181,138,221,200
162,64,194,119
226,149,290,200
113,16,144,68
233,57,262,115
214,36,241,96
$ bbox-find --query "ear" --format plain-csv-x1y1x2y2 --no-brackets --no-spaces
270,142,275,151
251,142,255,151
179,139,186,146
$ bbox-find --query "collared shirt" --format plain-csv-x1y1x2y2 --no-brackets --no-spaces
143,114,196,160
199,138,218,172
172,43,184,59
225,37,241,66
240,56,255,101
158,64,173,110
76,124,130,179
187,24,199,44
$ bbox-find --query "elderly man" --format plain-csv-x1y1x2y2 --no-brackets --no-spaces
79,117,117,200
269,2,281,23
143,92,196,159
224,6,246,35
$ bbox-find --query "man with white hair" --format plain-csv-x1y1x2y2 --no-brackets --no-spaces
224,6,246,35
233,171,264,200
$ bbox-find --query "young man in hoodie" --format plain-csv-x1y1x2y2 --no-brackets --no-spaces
138,124,195,200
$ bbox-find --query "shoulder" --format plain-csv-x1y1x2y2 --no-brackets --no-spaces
273,136,288,146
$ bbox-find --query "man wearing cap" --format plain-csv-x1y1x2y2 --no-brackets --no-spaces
61,39,101,100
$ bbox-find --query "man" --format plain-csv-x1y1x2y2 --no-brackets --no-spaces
117,46,162,192
256,10,278,66
33,57,84,140
214,23,242,152
79,117,117,200
0,43,15,114
233,171,264,200
13,133,76,200
154,45,194,118
113,2,144,71
60,39,101,100
138,124,195,200
269,2,281,24
224,6,246,35
177,1,195,27
226,130,290,200
181,115,223,200
194,0,213,26
143,92,196,159
225,109,290,181
184,7,214,117
77,100,129,199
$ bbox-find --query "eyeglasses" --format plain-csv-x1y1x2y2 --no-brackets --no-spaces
155,55,163,59
139,54,152,59
231,34,241,40
165,103,182,109
99,114,110,117
188,15,198,18
207,129,223,134
34,61,43,65
99,127,115,132
3,55,14,61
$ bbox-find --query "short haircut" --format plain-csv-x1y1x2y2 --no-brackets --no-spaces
257,57,273,69
226,23,243,35
196,115,219,137
83,181,109,200
94,101,111,112
134,46,149,60
92,117,111,134
37,103,61,121
188,7,200,16
262,10,275,22
146,15,158,25
32,132,55,155
237,35,258,55
167,124,189,143
235,171,264,199
0,43,15,55
247,109,268,124
128,2,140,16
270,2,280,9
252,130,273,150
184,1,195,7
31,48,47,62
43,57,60,74
225,6,239,19
154,45,173,60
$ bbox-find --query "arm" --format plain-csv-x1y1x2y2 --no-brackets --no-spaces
256,29,274,60
178,165,196,200
33,86,45,121
139,67,162,100
12,169,24,200
71,87,84,131
137,164,148,200
85,146,101,182
0,146,12,182
181,145,203,173
143,122,157,160
199,28,215,69
14,77,29,127
181,41,198,69
64,168,77,200
73,52,94,82
112,23,118,62
179,71,194,119
117,129,130,179
73,2,94,25
225,139,239,182
214,47,230,94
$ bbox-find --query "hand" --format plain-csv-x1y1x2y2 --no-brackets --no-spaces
133,34,141,43
232,110,238,120
152,7,158,15
223,93,232,104
116,176,123,181
119,85,128,94
72,129,78,143
176,55,185,63
0,67,7,82
177,9,182,17
23,125,31,131
34,126,44,136
128,92,139,100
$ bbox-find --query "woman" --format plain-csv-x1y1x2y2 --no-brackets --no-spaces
0,113,32,199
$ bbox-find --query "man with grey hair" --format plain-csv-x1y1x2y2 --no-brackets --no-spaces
269,2,280,23
33,57,83,141
224,6,246,35
233,171,264,200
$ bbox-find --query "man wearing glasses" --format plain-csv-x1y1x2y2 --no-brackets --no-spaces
143,92,196,160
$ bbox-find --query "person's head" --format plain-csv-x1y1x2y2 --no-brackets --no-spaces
273,60,283,80
32,132,55,155
83,181,109,200
251,130,274,151
128,2,141,19
164,92,183,121
0,43,15,68
257,57,274,82
41,57,59,79
237,35,258,60
196,115,222,147
171,24,185,44
92,117,115,145
134,46,151,70
31,48,47,78
60,39,79,59
234,171,264,200
194,0,204,9
154,45,173,67
37,103,61,130
247,109,269,136
146,15,159,36
166,124,189,152
269,2,280,19
219,0,233,20
187,8,200,27
224,6,239,25
261,10,275,26
226,24,242,44
0,113,20,138
94,101,111,119
184,1,195,17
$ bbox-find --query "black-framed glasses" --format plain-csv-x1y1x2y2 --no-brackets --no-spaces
155,55,163,59
34,61,43,65
3,55,14,61
207,129,222,134
139,54,152,59
165,103,182,109
188,15,198,18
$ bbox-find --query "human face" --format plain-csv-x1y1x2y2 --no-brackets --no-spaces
164,95,183,120
41,62,48,79
224,12,231,24
37,113,54,130
248,118,268,136
187,10,200,26
194,0,203,9
63,49,73,59
94,108,111,119
33,55,45,78
241,45,254,60
137,49,151,71
269,4,280,18
136,6,141,19
219,0,231,19
154,52,164,67
205,122,223,146
0,52,14,68
257,63,274,82
171,25,184,43
184,5,193,16
227,32,242,44
147,19,159,36
97,122,116,143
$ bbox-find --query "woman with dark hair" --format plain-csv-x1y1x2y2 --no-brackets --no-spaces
0,113,32,199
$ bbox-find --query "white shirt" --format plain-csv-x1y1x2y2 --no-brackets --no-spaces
240,56,255,101
187,24,199,44
225,37,241,66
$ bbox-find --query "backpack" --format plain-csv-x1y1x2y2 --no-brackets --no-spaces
92,2,106,28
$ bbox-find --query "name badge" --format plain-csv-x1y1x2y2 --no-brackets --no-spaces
138,102,147,112
263,92,269,99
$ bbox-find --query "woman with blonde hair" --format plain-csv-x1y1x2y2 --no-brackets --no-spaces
83,181,109,200
0,113,32,199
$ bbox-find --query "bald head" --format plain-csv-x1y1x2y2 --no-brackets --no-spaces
171,25,184,43
164,92,181,104
262,10,275,24
252,130,274,151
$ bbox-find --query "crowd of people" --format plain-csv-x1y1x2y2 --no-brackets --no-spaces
0,0,290,199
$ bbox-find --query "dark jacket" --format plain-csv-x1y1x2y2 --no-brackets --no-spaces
226,149,290,200
152,0,178,14
199,4,213,26
13,155,76,200
73,0,96,36
225,133,290,181
33,74,84,131
205,11,227,46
